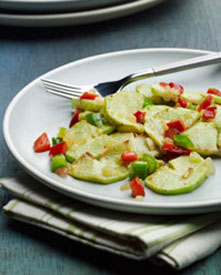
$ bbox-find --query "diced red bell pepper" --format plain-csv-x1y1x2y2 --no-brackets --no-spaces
33,132,50,153
80,92,99,100
49,141,67,156
129,177,145,198
164,120,186,139
162,141,192,157
207,88,221,97
178,96,188,108
159,82,184,94
165,151,181,161
69,108,80,128
121,151,138,163
198,95,213,112
202,106,217,120
167,120,186,132
134,110,146,124
164,127,181,139
159,82,169,87
166,120,186,131
169,82,184,94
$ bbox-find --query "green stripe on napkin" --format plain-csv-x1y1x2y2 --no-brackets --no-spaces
1,173,221,269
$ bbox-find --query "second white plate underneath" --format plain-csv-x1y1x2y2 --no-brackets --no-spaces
0,0,132,13
0,0,165,27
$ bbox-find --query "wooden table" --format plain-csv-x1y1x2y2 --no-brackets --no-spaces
1,0,221,273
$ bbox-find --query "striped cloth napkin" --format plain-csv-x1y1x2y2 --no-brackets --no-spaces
1,173,221,270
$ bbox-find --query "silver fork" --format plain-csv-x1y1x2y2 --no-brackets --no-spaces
42,52,221,98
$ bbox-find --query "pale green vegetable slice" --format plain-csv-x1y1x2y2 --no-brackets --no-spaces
146,163,207,195
183,122,219,156
151,83,204,105
69,141,130,184
144,105,200,146
204,158,216,176
136,84,153,97
151,83,180,102
180,90,204,105
99,141,130,164
111,132,133,143
145,153,209,195
104,90,144,132
168,153,204,172
69,153,128,184
144,105,167,113
128,135,160,157
105,133,134,161
218,130,221,149
63,120,98,149
78,111,115,134
66,135,112,163
112,132,160,157
97,125,115,135
116,124,144,133
148,106,199,127
80,98,104,112
136,84,162,104
66,132,132,163
72,97,104,112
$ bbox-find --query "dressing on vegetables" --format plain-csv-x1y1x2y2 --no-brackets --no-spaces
33,82,219,197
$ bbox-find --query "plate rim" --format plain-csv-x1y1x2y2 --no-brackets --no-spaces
3,47,221,213
0,0,164,27
0,0,133,13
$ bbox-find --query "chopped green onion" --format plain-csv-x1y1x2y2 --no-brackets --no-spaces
129,161,149,180
143,97,154,107
51,154,68,172
174,135,194,149
86,113,103,127
52,137,63,146
141,154,158,174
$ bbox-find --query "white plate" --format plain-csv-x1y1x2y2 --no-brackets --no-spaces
0,0,131,13
0,0,164,27
3,48,221,215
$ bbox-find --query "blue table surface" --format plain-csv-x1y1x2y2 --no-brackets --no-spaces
1,0,221,274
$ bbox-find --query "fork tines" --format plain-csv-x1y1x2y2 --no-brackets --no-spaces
41,79,84,99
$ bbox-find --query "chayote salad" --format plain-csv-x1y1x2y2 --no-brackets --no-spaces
33,82,221,199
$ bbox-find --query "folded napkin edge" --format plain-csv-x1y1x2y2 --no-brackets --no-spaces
3,199,149,260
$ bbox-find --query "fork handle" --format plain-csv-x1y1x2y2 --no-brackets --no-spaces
128,51,221,83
